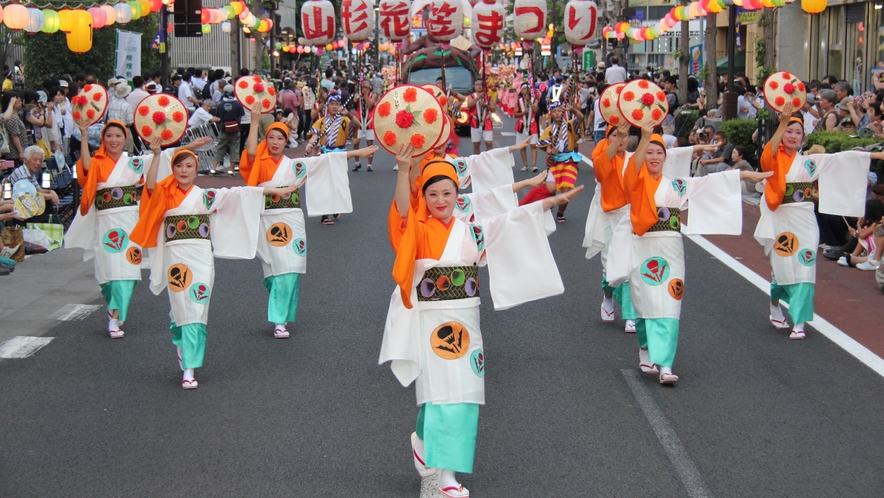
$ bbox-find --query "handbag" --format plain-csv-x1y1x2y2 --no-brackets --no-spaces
223,120,240,134
27,217,64,250
35,137,52,159
1,224,25,262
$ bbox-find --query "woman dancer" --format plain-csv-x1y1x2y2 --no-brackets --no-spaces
131,142,296,389
382,144,582,497
64,120,210,338
240,108,377,338
755,104,884,338
513,83,539,172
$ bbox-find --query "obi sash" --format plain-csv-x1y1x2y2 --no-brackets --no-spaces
95,185,138,211
164,214,211,242
416,265,480,302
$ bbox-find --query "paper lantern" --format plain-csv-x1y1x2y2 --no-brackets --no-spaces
201,24,210,33
301,0,335,46
127,1,142,21
801,0,826,13
471,0,505,49
137,0,151,17
149,0,162,13
425,0,464,42
513,0,547,40
564,0,597,47
707,0,724,12
88,7,107,30
230,1,244,15
304,46,312,53
0,6,3,25
24,8,44,33
42,10,60,33
378,0,410,41
99,5,116,26
115,3,133,24
3,4,29,30
225,6,236,19
258,19,270,32
221,21,231,33
297,45,304,53
58,9,76,32
200,9,210,24
67,9,93,54
342,0,374,41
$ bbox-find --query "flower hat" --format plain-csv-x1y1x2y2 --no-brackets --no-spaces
234,75,278,113
599,82,627,126
134,94,189,146
374,85,446,157
421,84,450,108
763,71,806,114
617,79,669,128
71,83,109,127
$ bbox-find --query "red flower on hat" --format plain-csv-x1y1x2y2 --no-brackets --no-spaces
602,98,611,108
73,111,82,120
84,84,93,92
638,80,649,89
161,129,174,141
383,130,398,146
775,96,785,107
253,76,262,83
782,72,791,80
141,126,153,137
424,108,438,124
609,115,620,125
439,95,448,107
784,83,795,95
404,87,418,103
641,94,655,106
651,109,663,122
238,80,249,89
158,96,170,107
410,133,426,148
267,87,276,96
172,111,185,123
74,96,86,106
86,109,95,119
798,82,806,92
792,97,802,108
656,91,666,102
395,110,415,128
93,93,103,102
623,91,635,102
631,109,644,121
152,111,167,125
245,95,256,105
262,98,272,109
378,101,391,117
253,82,265,93
769,81,779,90
138,106,150,117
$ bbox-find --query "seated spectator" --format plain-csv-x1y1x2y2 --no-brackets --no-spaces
696,131,734,176
727,145,756,195
188,100,219,128
6,146,59,224
0,199,21,269
838,117,857,134
837,199,884,270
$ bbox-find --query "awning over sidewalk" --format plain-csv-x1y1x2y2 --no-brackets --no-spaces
716,52,746,72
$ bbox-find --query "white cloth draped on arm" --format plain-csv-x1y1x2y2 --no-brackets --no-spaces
304,151,352,216
464,147,516,194
583,182,606,259
210,187,266,259
815,151,870,217
683,169,743,235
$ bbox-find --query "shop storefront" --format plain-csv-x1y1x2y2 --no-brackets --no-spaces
806,0,884,92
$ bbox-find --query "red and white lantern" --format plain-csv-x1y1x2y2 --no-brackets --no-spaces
379,0,411,41
300,0,335,46
564,0,598,47
341,0,374,42
471,0,505,50
513,0,547,41
425,0,464,42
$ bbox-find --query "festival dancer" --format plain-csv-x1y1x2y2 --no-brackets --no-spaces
466,80,497,155
755,103,884,339
608,124,771,384
535,101,584,222
240,107,378,338
64,120,210,339
381,143,582,497
130,142,297,390
351,80,378,172
305,93,351,225
513,83,540,172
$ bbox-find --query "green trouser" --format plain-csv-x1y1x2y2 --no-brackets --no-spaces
99,280,137,322
170,320,207,369
637,318,680,368
416,403,480,474
263,273,301,324
601,274,637,320
770,282,814,324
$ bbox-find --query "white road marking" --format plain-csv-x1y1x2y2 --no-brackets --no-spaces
48,304,103,322
621,369,712,498
0,336,54,359
683,225,884,378
500,131,515,136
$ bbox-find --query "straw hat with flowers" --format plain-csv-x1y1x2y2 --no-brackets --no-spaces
71,84,109,127
617,79,669,128
599,82,627,126
763,71,806,114
421,84,450,108
235,75,278,113
134,94,189,146
373,85,446,157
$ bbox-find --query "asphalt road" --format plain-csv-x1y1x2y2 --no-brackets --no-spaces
2,116,884,497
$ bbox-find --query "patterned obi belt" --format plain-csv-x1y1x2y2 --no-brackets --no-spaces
164,214,210,242
648,207,681,233
264,189,300,210
417,265,480,302
782,182,814,204
95,185,138,211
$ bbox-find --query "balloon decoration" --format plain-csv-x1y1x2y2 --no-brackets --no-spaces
564,0,598,48
341,0,374,42
379,0,411,41
471,0,505,50
301,0,336,46
513,0,547,41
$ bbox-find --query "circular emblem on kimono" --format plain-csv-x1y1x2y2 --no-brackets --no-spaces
452,158,468,177
470,349,485,377
640,257,670,286
668,278,684,300
774,232,799,257
798,248,816,267
430,321,471,360
266,222,292,247
293,237,306,256
167,263,193,293
804,159,818,177
456,195,471,213
293,160,307,180
102,229,129,253
465,276,479,297
189,282,211,304
129,157,144,174
671,178,688,197
126,247,142,265
202,189,216,211
469,223,485,251
656,207,680,230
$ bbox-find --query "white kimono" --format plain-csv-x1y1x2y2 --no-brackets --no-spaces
147,185,265,326
65,151,172,283
754,151,870,286
450,147,516,196
379,202,564,405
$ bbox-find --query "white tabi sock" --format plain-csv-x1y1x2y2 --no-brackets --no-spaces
183,368,195,382
770,303,785,320
108,317,120,332
659,366,673,376
639,348,651,365
792,322,805,332
275,323,287,331
367,163,372,168
602,296,614,310
438,469,460,489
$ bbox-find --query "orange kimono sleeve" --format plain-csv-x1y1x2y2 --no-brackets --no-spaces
625,156,660,236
